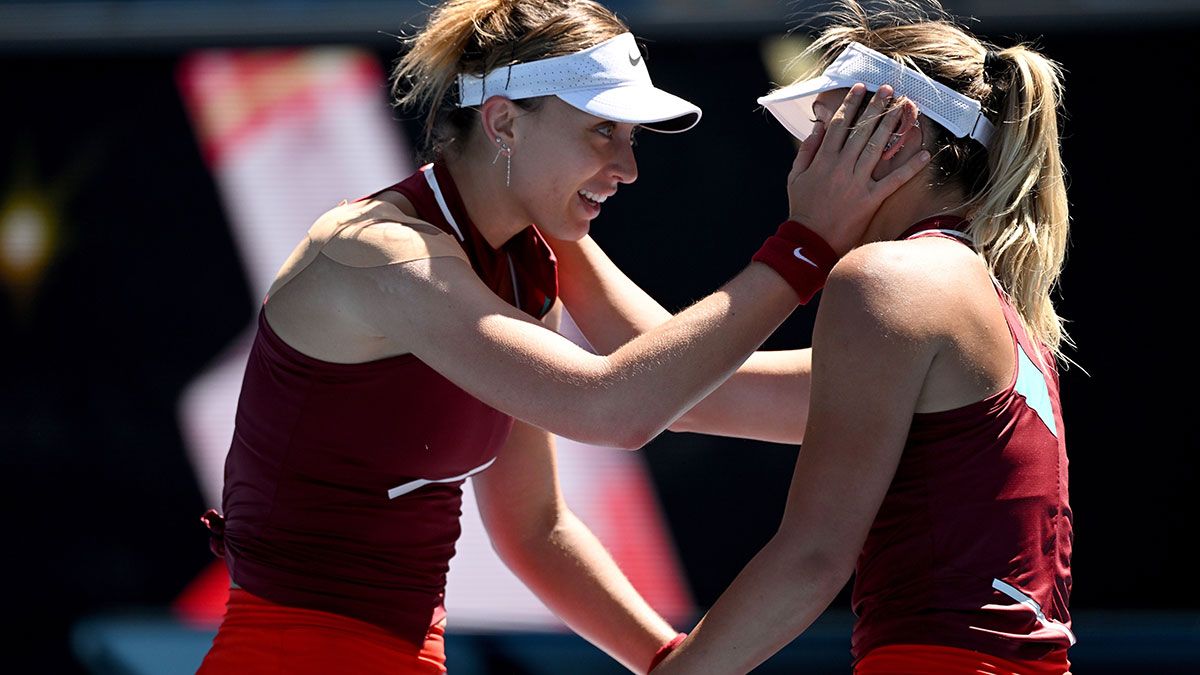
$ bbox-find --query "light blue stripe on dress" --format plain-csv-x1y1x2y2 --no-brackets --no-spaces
1015,343,1058,437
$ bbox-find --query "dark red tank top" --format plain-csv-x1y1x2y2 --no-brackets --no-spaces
851,217,1074,663
208,163,557,644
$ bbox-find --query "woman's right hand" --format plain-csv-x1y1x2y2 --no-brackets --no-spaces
785,83,928,256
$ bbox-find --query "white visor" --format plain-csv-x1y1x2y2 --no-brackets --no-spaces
457,32,701,133
758,42,995,148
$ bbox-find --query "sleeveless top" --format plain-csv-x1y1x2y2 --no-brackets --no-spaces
205,163,558,644
851,216,1074,663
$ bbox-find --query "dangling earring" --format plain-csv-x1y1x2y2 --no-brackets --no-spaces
492,136,512,188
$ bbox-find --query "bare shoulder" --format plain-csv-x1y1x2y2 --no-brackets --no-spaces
824,237,989,338
320,200,469,270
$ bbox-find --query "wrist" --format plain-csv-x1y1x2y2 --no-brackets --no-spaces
751,220,839,304
648,632,687,672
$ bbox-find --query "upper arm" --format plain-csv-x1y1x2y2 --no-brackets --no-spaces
774,245,943,569
351,253,617,442
473,304,565,547
473,418,562,550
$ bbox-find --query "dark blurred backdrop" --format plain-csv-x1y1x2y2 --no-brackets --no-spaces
2,0,1197,672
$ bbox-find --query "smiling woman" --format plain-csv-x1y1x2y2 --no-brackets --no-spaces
194,0,928,673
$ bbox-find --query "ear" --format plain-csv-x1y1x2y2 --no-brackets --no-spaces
479,95,520,149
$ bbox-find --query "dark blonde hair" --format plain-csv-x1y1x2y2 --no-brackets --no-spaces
391,0,628,159
801,1,1071,360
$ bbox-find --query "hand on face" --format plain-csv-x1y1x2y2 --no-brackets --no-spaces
785,84,929,256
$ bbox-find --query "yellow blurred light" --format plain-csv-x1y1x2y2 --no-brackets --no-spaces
0,189,59,288
760,34,816,90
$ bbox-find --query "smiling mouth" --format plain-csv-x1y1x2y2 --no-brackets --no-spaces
578,189,609,207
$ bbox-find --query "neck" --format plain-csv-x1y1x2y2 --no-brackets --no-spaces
862,178,969,243
443,147,529,250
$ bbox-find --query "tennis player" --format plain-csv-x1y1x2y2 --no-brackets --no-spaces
553,2,1076,673
196,1,928,673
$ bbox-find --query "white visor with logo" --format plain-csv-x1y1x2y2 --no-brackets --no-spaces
457,32,701,133
758,42,995,148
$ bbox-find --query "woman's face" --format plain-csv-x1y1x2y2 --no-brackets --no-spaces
508,97,639,241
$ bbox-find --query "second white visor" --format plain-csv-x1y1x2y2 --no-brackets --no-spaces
758,42,995,148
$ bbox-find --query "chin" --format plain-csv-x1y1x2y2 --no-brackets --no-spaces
562,224,591,242
563,215,594,241
535,218,589,243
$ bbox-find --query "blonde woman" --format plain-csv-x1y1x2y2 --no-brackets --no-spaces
554,2,1075,673
196,0,926,672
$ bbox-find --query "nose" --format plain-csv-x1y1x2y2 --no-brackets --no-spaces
612,139,638,185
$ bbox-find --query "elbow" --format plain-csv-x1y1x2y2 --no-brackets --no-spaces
601,407,663,449
770,534,858,593
550,412,657,449
667,409,702,435
583,419,657,450
551,357,676,448
483,509,558,566
570,387,663,449
611,428,655,450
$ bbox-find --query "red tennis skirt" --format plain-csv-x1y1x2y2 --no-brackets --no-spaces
198,589,447,674
856,644,1071,675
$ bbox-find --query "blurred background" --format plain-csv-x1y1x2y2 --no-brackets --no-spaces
2,0,1197,672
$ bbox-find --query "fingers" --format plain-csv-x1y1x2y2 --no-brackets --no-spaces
841,84,894,159
816,83,867,156
791,120,826,175
854,97,915,175
871,147,931,197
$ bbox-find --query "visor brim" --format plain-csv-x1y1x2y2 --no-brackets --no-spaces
557,85,702,133
757,74,866,140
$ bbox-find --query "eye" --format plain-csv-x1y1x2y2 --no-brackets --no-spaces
595,123,615,138
629,127,640,147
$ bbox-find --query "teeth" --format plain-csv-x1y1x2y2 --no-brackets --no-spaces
579,189,608,204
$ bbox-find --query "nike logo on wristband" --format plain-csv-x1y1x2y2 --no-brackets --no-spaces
793,247,819,267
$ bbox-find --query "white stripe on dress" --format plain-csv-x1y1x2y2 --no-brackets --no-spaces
422,165,465,241
387,457,497,499
992,578,1077,645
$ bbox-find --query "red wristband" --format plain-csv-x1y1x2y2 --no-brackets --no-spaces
751,220,839,304
648,632,687,672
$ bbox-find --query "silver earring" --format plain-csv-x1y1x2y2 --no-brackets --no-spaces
492,136,512,188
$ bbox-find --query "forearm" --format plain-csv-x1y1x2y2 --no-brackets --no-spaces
588,262,797,446
669,349,813,444
552,237,817,445
498,509,678,673
551,235,674,354
652,536,849,674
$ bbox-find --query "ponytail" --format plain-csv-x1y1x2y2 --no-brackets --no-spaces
969,46,1071,361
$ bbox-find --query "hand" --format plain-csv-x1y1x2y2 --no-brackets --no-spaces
785,83,929,256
